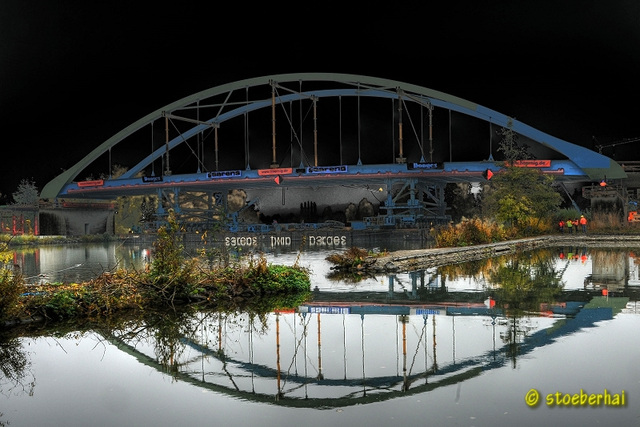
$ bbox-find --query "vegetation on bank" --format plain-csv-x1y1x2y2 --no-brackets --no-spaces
433,211,640,247
0,212,311,326
0,233,116,247
325,247,389,269
432,119,638,246
323,247,392,282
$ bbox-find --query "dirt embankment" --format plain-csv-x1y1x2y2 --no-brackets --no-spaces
359,234,640,274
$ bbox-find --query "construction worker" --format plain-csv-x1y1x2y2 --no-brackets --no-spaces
559,219,565,233
566,218,573,233
579,215,588,233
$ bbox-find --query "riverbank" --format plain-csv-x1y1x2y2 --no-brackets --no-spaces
360,234,640,273
1,217,314,329
0,234,113,246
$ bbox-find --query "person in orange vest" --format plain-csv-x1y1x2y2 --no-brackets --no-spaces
579,215,587,233
558,219,565,233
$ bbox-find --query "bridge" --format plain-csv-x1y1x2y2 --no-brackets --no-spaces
100,295,630,408
39,73,626,232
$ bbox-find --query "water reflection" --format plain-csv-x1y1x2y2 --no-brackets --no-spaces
11,242,152,285
0,335,34,398
102,309,521,405
3,296,630,411
10,242,640,300
2,244,640,426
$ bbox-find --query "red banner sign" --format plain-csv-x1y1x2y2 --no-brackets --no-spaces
77,179,104,187
258,168,292,176
512,160,551,168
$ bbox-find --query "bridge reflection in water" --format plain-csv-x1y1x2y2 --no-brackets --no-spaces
103,295,624,408
9,241,638,408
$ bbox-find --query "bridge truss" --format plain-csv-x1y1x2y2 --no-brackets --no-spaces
40,73,626,231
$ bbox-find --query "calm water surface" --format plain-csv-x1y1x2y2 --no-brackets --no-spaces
2,239,639,426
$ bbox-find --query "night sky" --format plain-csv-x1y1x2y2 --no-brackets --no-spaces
2,1,640,202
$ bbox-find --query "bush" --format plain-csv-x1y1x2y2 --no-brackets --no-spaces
434,218,511,247
44,288,81,318
325,247,370,268
150,211,187,279
248,263,311,294
146,211,201,303
0,251,26,322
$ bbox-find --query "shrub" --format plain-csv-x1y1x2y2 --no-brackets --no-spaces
150,211,186,279
0,247,26,321
0,265,25,321
44,289,81,319
146,211,200,303
434,218,510,247
248,264,311,294
325,247,369,268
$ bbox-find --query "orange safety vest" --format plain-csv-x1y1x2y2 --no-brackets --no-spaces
579,217,587,225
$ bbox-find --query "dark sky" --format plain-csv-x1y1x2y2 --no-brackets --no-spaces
2,1,640,201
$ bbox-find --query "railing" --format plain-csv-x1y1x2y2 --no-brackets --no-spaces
582,184,626,200
621,161,640,173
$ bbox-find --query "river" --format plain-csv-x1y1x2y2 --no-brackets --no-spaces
1,238,639,426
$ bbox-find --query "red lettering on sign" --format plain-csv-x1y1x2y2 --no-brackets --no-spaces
512,160,551,167
77,180,104,187
258,168,293,176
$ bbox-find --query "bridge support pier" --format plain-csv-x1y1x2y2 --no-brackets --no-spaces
156,188,165,216
379,178,449,225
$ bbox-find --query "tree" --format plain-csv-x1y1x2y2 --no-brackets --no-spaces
482,121,562,231
483,164,562,228
12,179,39,206
496,118,532,163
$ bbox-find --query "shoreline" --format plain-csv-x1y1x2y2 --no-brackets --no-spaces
362,234,640,273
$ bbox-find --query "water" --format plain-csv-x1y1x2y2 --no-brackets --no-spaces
2,240,640,426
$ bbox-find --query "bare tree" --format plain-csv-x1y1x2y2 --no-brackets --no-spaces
497,118,532,163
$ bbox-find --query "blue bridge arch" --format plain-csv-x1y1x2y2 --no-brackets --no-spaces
37,73,628,234
41,72,625,202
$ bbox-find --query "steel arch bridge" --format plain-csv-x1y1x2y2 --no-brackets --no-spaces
40,73,626,229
